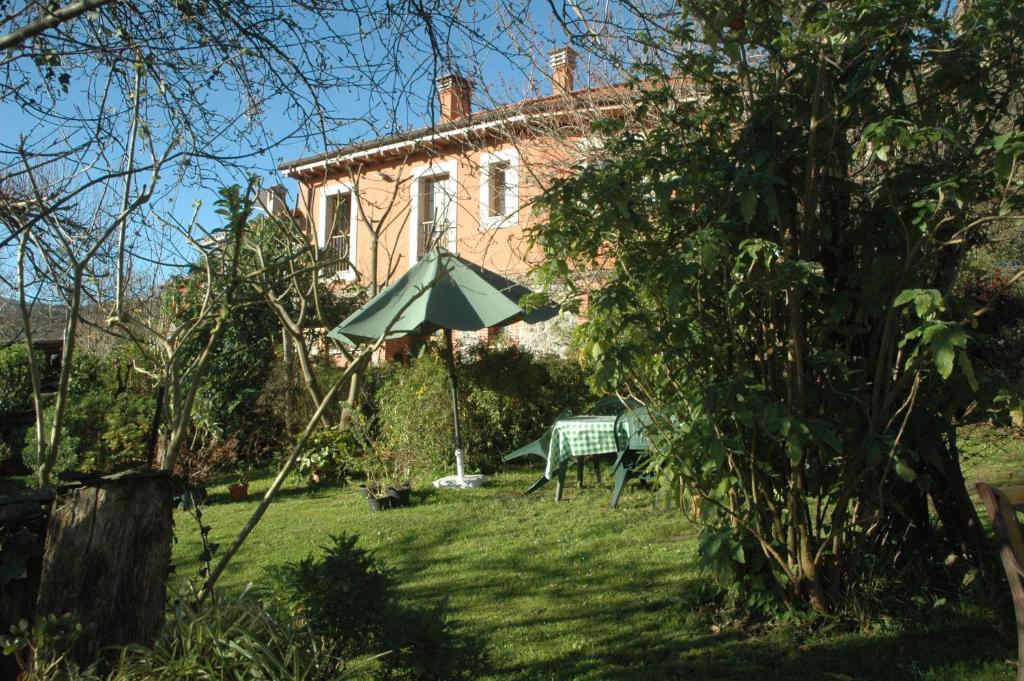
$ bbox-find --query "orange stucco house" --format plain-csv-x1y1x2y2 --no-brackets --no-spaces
279,47,613,358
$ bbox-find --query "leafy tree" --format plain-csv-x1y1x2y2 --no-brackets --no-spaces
240,214,367,428
0,344,37,417
535,0,1024,612
168,268,278,448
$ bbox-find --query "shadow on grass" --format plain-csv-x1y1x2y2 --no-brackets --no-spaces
485,611,1011,680
174,470,1016,681
371,507,1013,681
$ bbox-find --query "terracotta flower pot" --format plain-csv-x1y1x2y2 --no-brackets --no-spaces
228,482,249,501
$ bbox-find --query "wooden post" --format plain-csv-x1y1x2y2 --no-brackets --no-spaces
976,483,1024,681
34,469,175,665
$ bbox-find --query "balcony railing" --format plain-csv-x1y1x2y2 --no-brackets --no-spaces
322,234,350,275
418,219,452,256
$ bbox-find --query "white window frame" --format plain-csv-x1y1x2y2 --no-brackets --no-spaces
479,148,519,229
318,182,358,282
409,160,458,264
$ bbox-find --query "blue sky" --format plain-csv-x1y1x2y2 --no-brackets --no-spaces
1,0,602,273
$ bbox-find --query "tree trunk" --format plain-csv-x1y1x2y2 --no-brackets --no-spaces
34,470,175,666
928,430,996,579
339,354,369,428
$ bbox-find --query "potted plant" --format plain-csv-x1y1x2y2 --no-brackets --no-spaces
228,467,250,501
361,445,412,512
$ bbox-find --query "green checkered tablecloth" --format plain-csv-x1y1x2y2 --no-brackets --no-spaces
545,415,621,479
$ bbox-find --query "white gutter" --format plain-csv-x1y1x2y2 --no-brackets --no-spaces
282,114,534,176
282,104,627,177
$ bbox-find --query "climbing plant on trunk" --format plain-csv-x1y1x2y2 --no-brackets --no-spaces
534,0,1024,613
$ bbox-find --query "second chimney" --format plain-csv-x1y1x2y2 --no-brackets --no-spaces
438,74,472,124
550,47,578,95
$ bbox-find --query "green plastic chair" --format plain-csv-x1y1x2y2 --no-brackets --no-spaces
610,406,654,509
501,409,572,463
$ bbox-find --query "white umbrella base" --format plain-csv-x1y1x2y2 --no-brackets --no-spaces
432,474,487,489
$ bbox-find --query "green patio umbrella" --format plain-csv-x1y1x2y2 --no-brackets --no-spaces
329,250,544,488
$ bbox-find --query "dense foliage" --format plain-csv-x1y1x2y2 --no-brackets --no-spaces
262,534,484,680
0,344,38,417
460,344,594,464
16,349,155,476
164,270,278,451
374,352,456,475
1,590,371,681
295,423,368,483
535,0,1024,613
373,345,592,476
959,252,1024,386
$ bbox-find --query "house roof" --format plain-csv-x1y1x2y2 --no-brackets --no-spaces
279,85,630,178
0,298,67,345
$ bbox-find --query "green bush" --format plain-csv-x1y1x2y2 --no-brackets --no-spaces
0,344,38,417
67,352,104,397
373,345,592,475
191,304,278,447
21,351,155,477
94,392,155,468
114,584,372,680
262,534,391,660
22,400,93,476
254,356,315,440
261,534,484,681
461,344,593,470
375,354,454,475
295,421,368,483
1,586,373,680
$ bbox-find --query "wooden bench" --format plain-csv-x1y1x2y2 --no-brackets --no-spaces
976,482,1024,681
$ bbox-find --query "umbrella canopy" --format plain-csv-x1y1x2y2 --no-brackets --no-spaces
458,260,559,326
328,250,528,345
328,249,555,489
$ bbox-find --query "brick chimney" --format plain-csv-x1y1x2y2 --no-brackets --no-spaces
437,74,472,124
550,47,578,95
256,184,288,216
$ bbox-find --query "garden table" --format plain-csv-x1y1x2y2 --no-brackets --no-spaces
522,414,647,501
544,415,620,478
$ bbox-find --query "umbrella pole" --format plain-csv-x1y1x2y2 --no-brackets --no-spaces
444,329,465,482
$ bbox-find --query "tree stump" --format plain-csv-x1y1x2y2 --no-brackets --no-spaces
34,469,176,665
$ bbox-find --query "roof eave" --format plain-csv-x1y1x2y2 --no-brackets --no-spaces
280,93,630,179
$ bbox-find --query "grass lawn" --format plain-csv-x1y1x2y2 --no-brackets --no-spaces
961,424,1024,490
172,449,1022,681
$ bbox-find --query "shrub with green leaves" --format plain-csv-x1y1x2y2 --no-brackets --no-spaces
21,351,155,477
261,534,484,681
262,534,391,660
374,353,455,475
373,346,591,476
296,422,368,483
113,584,372,680
0,344,38,417
22,400,93,475
461,345,592,470
184,302,278,448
